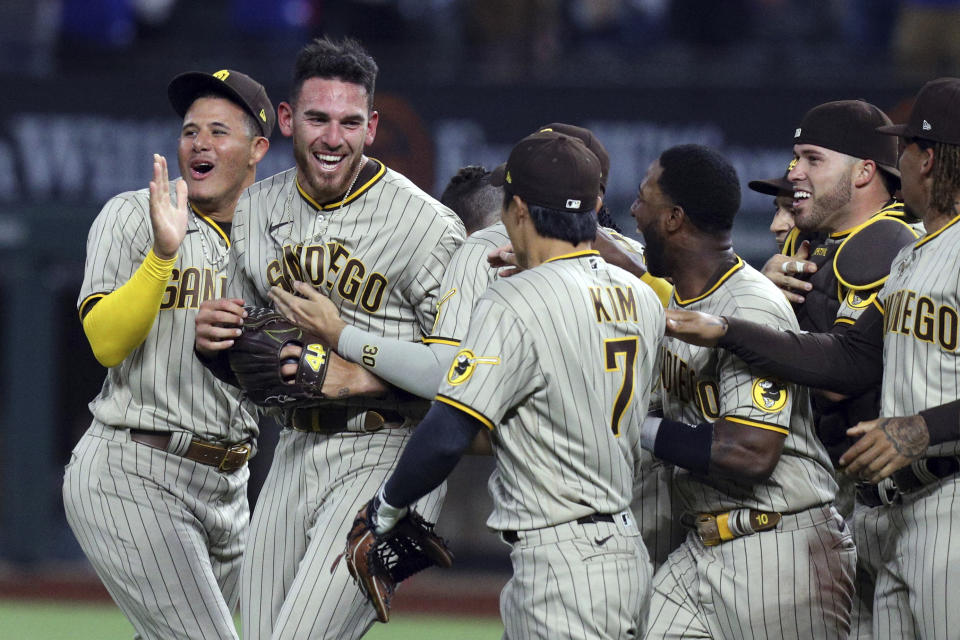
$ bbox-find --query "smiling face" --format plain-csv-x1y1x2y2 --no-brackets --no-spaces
629,160,672,278
177,96,262,217
788,143,857,233
279,77,379,204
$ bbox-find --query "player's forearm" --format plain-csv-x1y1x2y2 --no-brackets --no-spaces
920,400,960,445
642,416,781,483
720,306,884,395
382,401,481,508
338,326,455,398
81,249,176,367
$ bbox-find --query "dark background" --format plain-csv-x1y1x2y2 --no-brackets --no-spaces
0,0,954,578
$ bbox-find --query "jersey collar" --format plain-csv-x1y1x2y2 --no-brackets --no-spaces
914,210,960,249
189,203,231,247
543,249,600,264
673,255,744,306
296,158,385,211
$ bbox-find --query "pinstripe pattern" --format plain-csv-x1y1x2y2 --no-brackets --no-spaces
662,258,837,514
78,187,257,441
501,519,651,640
849,501,889,640
428,222,683,567
647,258,853,639
64,422,249,640
65,187,258,639
425,221,510,345
436,251,663,638
645,505,855,639
864,216,960,640
439,253,665,531
229,160,464,639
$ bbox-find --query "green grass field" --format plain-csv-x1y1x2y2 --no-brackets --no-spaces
0,600,503,640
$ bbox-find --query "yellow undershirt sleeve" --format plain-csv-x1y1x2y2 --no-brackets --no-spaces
81,249,177,367
640,271,674,308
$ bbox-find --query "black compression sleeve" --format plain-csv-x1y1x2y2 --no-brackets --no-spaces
719,304,884,395
382,401,483,508
653,418,713,475
920,400,960,446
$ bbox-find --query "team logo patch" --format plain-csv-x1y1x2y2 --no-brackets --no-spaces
214,69,230,81
788,157,798,171
845,289,873,310
751,378,788,413
446,349,500,386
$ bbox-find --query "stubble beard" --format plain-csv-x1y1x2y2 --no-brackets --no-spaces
796,172,853,233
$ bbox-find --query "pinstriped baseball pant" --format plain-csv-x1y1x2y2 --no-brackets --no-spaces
871,475,960,640
644,504,856,639
63,421,248,640
240,428,446,640
500,515,650,639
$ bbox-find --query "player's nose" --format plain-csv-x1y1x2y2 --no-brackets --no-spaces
320,124,344,149
192,131,212,151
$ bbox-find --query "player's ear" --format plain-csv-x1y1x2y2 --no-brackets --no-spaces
277,102,294,138
249,136,270,166
854,159,876,188
365,110,379,147
664,203,684,232
919,146,936,177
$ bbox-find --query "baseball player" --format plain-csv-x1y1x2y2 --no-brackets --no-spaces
360,130,665,639
193,37,465,640
62,70,273,639
748,170,797,252
440,165,504,235
663,77,960,640
752,102,920,639
271,121,683,570
632,144,856,639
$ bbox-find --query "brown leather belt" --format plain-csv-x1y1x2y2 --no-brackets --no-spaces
289,405,406,434
683,509,781,546
129,430,251,473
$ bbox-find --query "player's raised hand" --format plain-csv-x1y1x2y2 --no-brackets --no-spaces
149,153,189,260
487,243,521,277
270,281,347,346
195,297,246,356
664,309,727,347
760,240,816,304
839,415,929,483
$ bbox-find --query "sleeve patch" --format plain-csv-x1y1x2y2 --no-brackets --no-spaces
751,377,788,413
446,348,501,386
845,289,876,310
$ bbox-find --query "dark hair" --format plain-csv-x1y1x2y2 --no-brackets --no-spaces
291,36,378,110
190,90,260,139
916,138,960,214
658,144,741,233
878,169,899,198
440,166,503,234
596,203,622,233
502,191,598,243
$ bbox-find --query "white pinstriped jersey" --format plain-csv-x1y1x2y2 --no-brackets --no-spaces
78,185,258,443
879,215,960,458
426,221,648,346
436,251,665,532
228,161,465,420
660,257,836,514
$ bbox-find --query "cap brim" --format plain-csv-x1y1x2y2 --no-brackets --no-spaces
748,176,793,196
168,72,246,119
876,123,910,137
490,163,508,187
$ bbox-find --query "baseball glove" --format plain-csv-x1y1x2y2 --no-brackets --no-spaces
227,306,330,407
339,500,454,623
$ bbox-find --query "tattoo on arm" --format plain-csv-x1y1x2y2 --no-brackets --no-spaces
881,416,929,459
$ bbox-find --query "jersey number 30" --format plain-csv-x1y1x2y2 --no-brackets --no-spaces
604,337,638,436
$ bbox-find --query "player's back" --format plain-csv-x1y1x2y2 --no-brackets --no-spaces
473,250,664,530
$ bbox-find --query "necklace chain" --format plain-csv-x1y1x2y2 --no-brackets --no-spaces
189,205,229,268
303,156,367,244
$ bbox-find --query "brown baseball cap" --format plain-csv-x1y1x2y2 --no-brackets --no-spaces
748,158,797,196
537,122,610,192
794,99,900,179
491,131,600,213
877,77,960,145
168,69,275,138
